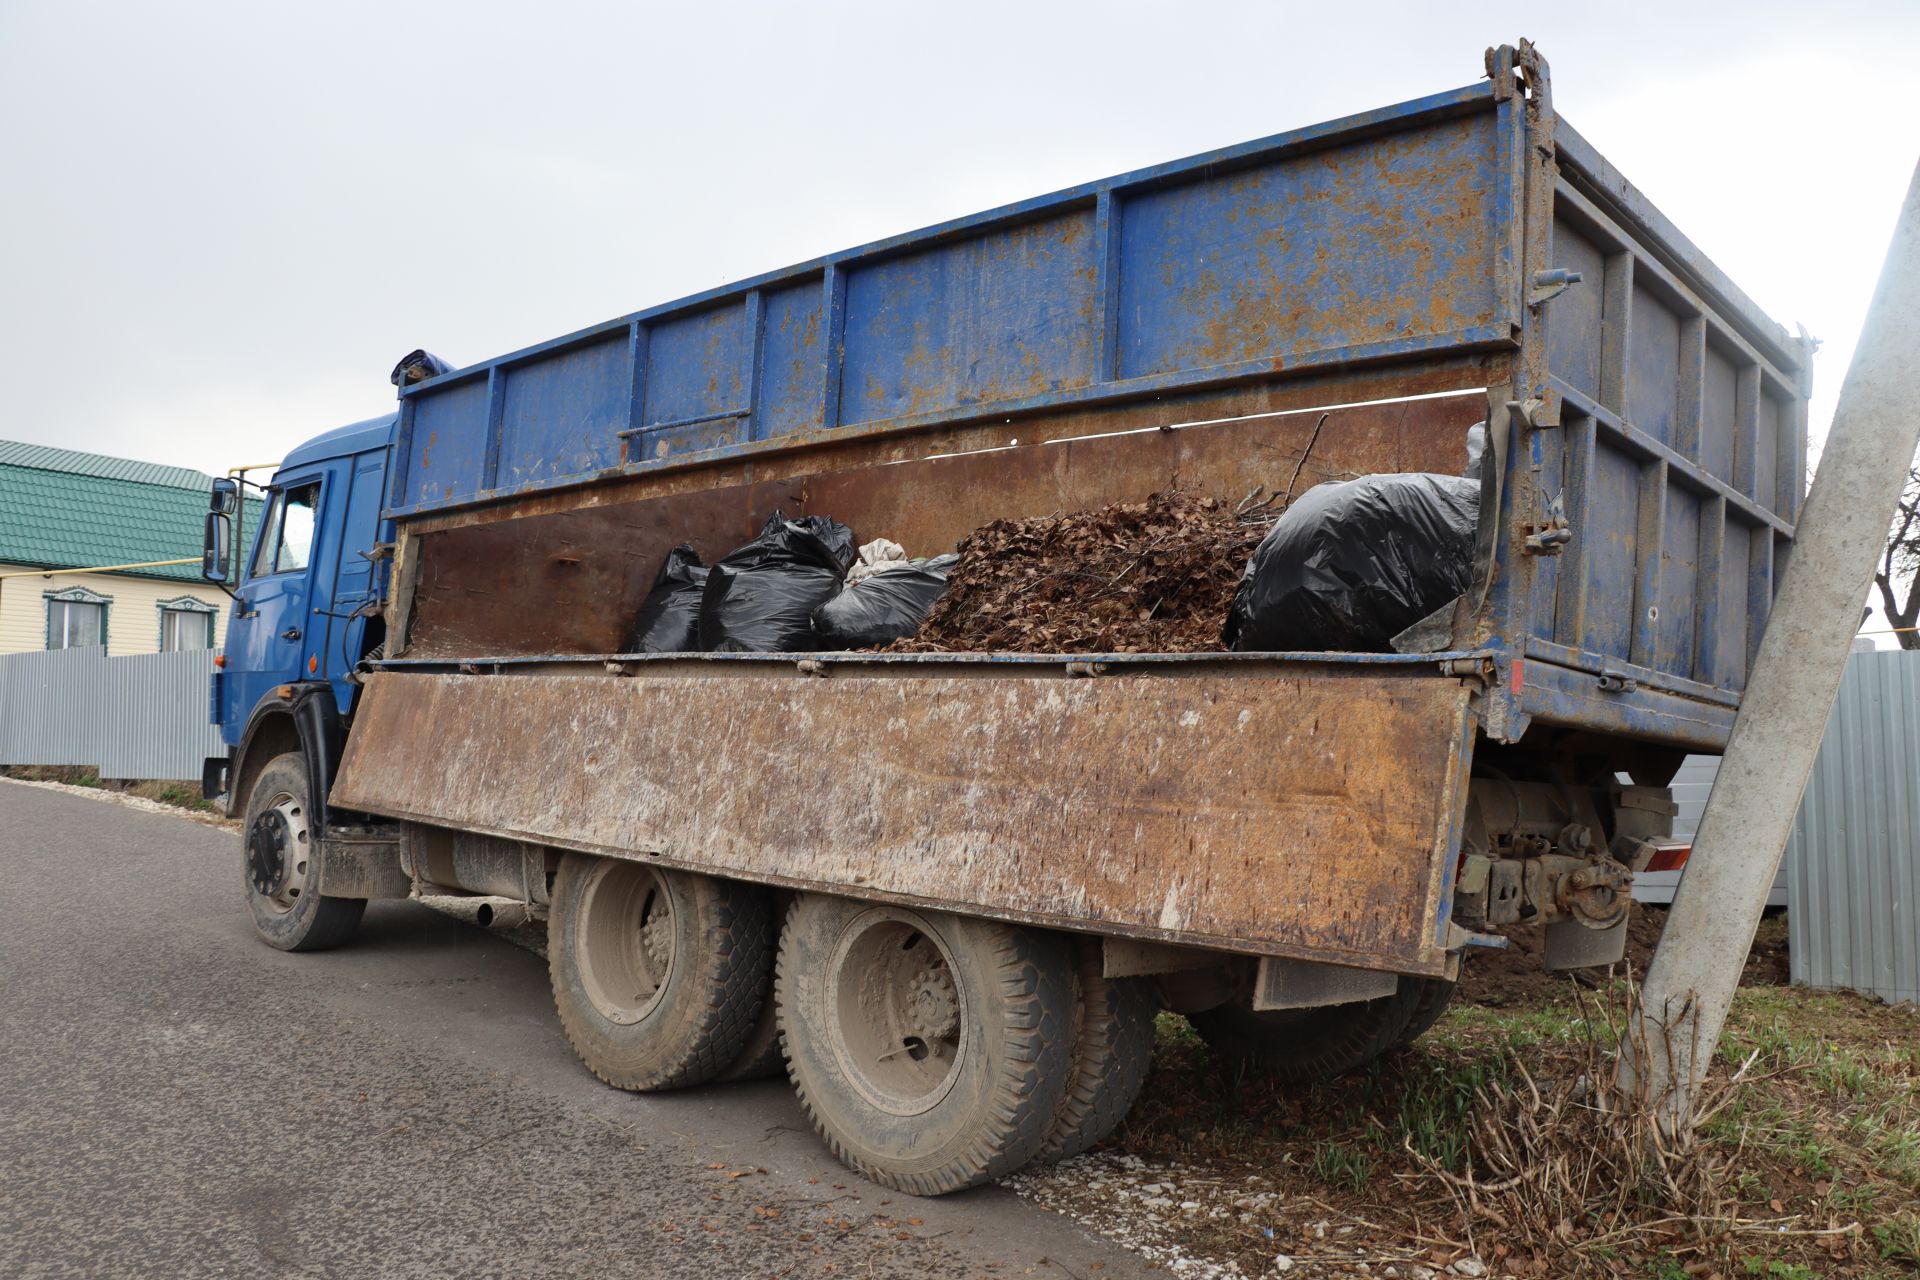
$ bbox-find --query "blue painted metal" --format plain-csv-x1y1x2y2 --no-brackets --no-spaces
220,455,341,740
280,413,396,470
1486,104,1813,739
1453,44,1805,749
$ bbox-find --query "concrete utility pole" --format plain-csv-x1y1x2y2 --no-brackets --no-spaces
1618,160,1920,1126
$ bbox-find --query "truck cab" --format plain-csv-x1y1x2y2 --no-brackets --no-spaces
202,413,397,898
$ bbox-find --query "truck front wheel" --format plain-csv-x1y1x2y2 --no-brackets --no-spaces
548,855,774,1091
775,895,1074,1195
242,753,366,952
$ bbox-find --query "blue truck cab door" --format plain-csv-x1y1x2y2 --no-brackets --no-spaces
316,448,389,714
221,463,341,735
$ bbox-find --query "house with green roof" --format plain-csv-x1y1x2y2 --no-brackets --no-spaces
0,440,242,656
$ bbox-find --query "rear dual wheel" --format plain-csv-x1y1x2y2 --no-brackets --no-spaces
1033,937,1158,1165
775,898,1067,1195
546,862,1159,1193
775,897,1156,1195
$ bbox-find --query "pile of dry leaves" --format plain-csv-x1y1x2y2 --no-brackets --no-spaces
893,490,1270,654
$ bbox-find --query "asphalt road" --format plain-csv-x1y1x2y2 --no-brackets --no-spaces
0,781,1150,1279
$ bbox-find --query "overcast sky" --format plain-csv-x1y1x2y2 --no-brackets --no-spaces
2,1,1916,484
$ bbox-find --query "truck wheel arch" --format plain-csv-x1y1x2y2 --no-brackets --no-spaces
228,708,301,818
226,684,353,826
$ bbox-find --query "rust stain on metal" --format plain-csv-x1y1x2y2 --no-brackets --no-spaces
1164,121,1494,374
405,478,803,657
334,669,1474,972
807,395,1480,558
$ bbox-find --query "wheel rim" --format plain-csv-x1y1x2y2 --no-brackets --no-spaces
827,908,967,1117
575,862,676,1025
246,790,310,914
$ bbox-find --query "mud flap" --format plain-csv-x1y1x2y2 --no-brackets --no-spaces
1545,917,1630,970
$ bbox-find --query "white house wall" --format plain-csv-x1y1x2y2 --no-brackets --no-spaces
0,564,231,657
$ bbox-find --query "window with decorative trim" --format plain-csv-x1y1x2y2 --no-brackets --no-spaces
45,586,110,651
157,596,218,651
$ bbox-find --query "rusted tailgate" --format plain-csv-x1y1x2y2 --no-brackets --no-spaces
333,667,1475,974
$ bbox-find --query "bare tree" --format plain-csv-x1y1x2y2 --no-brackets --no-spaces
1874,461,1920,650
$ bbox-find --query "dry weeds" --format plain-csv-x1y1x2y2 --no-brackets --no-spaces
1023,967,1920,1279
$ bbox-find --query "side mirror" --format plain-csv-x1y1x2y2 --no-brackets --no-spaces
210,476,239,515
203,511,233,584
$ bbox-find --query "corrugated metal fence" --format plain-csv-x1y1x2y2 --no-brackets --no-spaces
1786,648,1920,1005
0,645,223,781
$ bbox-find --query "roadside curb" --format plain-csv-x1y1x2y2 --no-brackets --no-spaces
0,774,238,832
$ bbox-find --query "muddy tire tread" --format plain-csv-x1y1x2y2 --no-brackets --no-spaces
1033,940,1157,1164
716,997,786,1083
1392,977,1457,1049
550,857,774,1092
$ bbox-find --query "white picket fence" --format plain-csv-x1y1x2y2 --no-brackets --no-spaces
0,645,224,781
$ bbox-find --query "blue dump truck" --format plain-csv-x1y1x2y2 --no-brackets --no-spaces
200,43,1810,1195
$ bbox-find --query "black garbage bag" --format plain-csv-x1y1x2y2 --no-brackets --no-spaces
812,554,958,648
628,544,709,653
1222,473,1479,652
697,511,858,652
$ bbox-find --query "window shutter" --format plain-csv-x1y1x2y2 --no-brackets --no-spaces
46,601,58,649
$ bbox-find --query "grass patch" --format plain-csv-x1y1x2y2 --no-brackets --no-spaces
1309,1138,1374,1193
1873,1212,1920,1265
4,764,102,787
124,779,219,814
1741,1260,1816,1280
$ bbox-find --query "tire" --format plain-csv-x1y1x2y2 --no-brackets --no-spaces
776,895,1074,1196
242,752,365,952
549,854,773,1092
1032,937,1157,1165
1392,977,1457,1049
716,996,785,1083
1187,977,1428,1084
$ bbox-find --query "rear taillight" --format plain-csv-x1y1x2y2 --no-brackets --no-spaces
1644,842,1692,872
